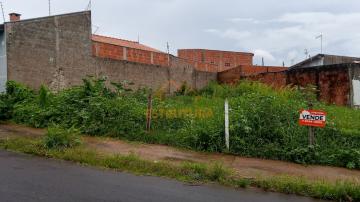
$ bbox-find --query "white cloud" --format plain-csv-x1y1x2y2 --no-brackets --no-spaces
227,18,260,24
253,49,276,64
220,29,252,41
203,29,220,34
205,12,360,66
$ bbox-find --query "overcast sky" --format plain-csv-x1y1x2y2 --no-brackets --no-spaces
2,0,360,66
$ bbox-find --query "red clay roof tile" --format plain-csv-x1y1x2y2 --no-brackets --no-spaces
92,34,164,53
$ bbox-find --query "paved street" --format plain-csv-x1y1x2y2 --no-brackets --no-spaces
0,150,322,202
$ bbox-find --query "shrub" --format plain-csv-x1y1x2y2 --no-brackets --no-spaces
43,126,81,149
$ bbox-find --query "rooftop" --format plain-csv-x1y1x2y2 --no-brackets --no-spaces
178,48,254,56
92,34,165,53
291,54,360,70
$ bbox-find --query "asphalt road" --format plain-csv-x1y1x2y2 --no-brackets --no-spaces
0,150,323,202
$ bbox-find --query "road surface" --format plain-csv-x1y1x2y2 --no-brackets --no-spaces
0,150,323,202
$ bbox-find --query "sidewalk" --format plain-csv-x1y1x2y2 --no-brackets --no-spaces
1,122,359,183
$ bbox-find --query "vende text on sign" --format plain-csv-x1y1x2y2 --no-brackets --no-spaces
299,110,327,128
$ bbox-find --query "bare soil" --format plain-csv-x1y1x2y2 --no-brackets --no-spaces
1,122,359,183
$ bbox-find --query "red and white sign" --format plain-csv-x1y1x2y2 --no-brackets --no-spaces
299,110,327,128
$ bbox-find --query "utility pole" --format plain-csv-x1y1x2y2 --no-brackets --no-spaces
304,49,309,59
166,42,170,66
0,2,5,23
85,0,91,10
316,34,323,54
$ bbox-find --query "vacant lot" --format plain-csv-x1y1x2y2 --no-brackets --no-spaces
1,79,360,169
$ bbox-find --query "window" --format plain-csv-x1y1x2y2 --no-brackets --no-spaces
225,63,231,67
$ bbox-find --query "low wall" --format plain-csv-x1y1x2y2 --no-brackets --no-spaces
247,71,287,89
218,65,287,84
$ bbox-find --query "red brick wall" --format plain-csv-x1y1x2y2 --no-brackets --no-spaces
92,41,169,66
248,72,287,89
178,49,254,72
240,65,288,76
217,65,287,84
92,42,124,60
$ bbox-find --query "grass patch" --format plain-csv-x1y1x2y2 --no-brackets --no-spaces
43,126,82,149
0,137,359,201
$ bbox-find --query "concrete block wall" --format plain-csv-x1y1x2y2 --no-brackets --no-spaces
5,11,216,93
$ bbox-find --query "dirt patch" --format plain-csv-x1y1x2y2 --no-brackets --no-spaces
0,122,45,139
84,136,360,183
1,123,360,183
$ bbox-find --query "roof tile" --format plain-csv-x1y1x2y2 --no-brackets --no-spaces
92,34,164,53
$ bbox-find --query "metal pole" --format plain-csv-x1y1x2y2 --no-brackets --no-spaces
321,35,323,54
0,2,5,23
167,42,170,67
225,99,230,150
146,92,153,133
316,34,323,54
309,126,315,146
308,102,315,146
48,0,51,16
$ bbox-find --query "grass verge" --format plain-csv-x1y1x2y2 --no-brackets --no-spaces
0,137,359,201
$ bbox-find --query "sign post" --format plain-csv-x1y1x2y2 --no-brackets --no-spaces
224,99,230,151
299,109,326,145
146,92,153,133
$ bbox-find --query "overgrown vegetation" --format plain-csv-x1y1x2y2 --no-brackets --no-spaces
1,79,360,169
43,126,81,149
0,137,359,202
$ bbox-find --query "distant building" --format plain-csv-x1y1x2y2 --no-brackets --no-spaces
178,49,254,72
291,54,360,69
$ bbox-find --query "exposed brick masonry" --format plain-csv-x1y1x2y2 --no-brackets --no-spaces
92,35,169,67
178,49,254,72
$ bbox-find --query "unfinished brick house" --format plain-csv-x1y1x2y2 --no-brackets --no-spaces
178,49,254,72
0,11,217,93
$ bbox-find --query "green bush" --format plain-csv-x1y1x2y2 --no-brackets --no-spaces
0,81,34,120
43,126,81,149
